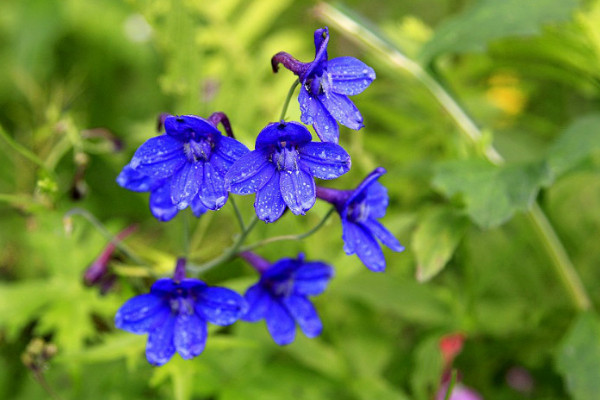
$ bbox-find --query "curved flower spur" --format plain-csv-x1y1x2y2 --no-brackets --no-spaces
272,27,376,143
117,112,249,221
316,167,404,272
225,121,351,222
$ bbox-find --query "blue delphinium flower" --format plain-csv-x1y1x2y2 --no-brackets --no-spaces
115,275,247,366
117,113,248,221
240,252,334,345
316,167,404,272
272,27,376,143
225,121,351,222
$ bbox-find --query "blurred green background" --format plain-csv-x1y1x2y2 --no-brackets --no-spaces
1,0,600,399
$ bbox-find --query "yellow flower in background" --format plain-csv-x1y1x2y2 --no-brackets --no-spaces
486,73,527,116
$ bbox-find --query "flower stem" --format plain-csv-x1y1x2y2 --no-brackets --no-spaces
239,207,335,252
279,79,300,121
443,369,458,400
230,196,246,231
316,2,592,311
64,208,146,266
187,215,259,274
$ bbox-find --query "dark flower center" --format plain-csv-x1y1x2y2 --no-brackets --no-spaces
266,277,294,298
184,139,214,162
168,288,195,315
346,195,370,223
273,142,299,171
304,75,325,96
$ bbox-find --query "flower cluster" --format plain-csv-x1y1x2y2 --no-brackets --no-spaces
114,27,404,366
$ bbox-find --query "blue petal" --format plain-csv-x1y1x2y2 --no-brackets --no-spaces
297,142,351,180
164,115,220,141
342,220,386,272
265,300,296,345
363,218,405,252
191,196,208,217
283,294,322,338
365,182,389,219
173,313,207,359
324,57,376,96
226,150,275,195
299,86,339,143
279,169,316,215
255,122,312,151
319,92,364,131
198,161,228,210
215,136,249,163
293,262,334,296
150,278,178,294
302,27,329,80
117,165,162,192
115,294,167,334
170,162,201,209
255,171,286,223
347,167,387,209
146,314,177,366
195,286,247,326
130,135,186,179
243,284,272,322
149,184,179,222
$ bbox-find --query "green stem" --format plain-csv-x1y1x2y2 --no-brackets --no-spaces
64,208,146,266
182,212,190,258
443,369,457,400
0,125,49,171
280,79,300,121
528,203,591,310
230,196,246,231
316,3,591,311
187,215,259,274
240,207,335,252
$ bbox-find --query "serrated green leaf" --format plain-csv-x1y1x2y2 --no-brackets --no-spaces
420,0,579,62
556,312,600,400
547,114,600,177
412,207,469,282
432,160,553,229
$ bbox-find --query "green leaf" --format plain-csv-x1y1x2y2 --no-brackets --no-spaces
411,334,445,400
547,114,600,177
556,312,600,400
432,160,553,229
420,0,579,62
412,207,469,282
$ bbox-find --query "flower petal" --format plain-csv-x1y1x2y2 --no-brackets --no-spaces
365,181,389,219
255,122,312,151
255,171,286,223
319,92,364,131
191,195,208,217
173,313,207,359
198,161,228,210
149,183,179,222
293,262,334,296
146,314,177,366
243,284,272,322
279,169,316,215
226,150,275,195
363,218,405,252
324,57,376,96
214,135,249,164
298,142,351,180
265,300,296,345
342,220,386,272
195,286,247,326
130,135,186,179
170,162,201,209
115,294,167,334
117,165,162,192
299,86,339,143
164,115,220,141
283,294,322,338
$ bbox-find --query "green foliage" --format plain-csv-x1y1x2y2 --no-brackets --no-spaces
419,0,580,62
556,312,600,400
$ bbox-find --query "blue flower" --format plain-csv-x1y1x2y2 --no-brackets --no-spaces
225,121,351,222
115,277,247,366
117,114,248,220
316,167,404,272
117,164,208,221
241,253,334,345
272,27,376,143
